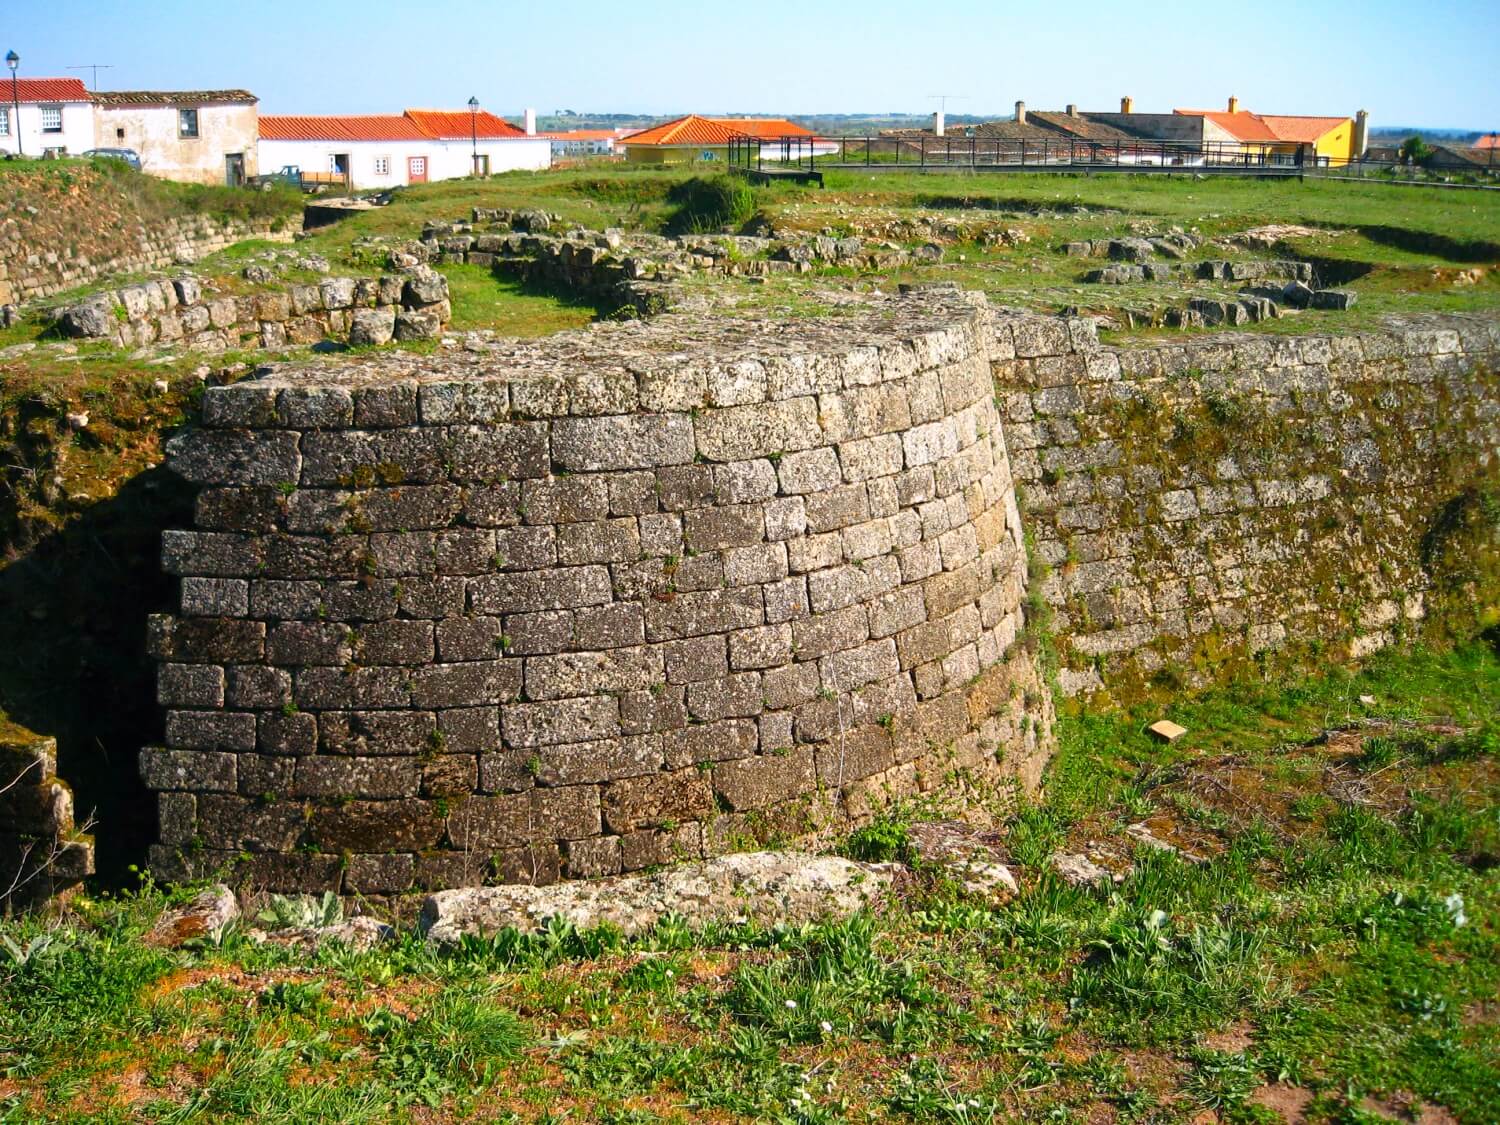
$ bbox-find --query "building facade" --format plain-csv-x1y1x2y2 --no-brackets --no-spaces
92,90,259,185
258,109,550,188
0,77,93,158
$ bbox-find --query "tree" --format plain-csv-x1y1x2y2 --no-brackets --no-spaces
1398,135,1433,166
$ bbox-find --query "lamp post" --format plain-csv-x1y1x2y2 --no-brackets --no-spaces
468,95,480,177
6,51,19,158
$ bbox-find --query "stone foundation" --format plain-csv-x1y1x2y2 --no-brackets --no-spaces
143,291,1051,895
140,290,1500,894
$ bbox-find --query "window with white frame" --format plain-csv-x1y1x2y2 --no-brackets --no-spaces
373,155,390,176
178,109,198,138
0,107,9,136
40,106,63,133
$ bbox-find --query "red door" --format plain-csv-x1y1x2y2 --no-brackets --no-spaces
407,155,428,184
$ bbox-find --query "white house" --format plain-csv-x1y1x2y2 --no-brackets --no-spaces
0,77,94,158
538,128,630,157
92,89,259,185
258,108,550,189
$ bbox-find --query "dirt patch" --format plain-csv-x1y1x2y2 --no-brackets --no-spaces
1200,1023,1253,1053
1249,1083,1314,1123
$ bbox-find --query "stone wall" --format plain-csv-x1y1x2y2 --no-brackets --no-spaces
996,312,1500,698
141,291,1052,897
1,721,94,912
54,268,452,353
2,212,292,310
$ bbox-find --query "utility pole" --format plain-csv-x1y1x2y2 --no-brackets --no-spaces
67,63,112,90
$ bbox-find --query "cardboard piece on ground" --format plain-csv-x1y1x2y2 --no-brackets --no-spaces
1147,719,1187,743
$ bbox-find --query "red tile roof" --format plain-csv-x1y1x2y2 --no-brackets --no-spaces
1174,108,1350,144
403,109,526,139
623,115,813,146
7,77,91,103
258,114,429,142
1473,133,1499,150
258,109,533,143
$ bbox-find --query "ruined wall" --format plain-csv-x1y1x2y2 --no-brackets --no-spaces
142,293,1051,896
1,722,93,912
54,269,451,353
996,312,1500,698
2,211,292,310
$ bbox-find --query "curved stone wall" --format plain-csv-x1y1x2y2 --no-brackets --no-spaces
143,291,1052,895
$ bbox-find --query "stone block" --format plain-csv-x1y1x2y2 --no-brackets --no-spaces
713,749,815,811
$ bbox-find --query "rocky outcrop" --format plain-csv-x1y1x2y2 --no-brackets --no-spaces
421,851,896,943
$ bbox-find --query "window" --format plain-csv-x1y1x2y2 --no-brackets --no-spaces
373,155,390,176
178,109,199,138
40,106,62,133
0,107,8,137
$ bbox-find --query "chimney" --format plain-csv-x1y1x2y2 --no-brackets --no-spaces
523,107,536,136
1014,100,1027,125
1227,95,1240,115
1121,95,1134,114
1354,109,1369,156
1065,104,1078,118
933,109,945,137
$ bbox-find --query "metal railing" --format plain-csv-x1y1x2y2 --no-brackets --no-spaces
730,133,1333,177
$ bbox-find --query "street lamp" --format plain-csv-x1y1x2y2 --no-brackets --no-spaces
6,51,19,158
468,95,480,177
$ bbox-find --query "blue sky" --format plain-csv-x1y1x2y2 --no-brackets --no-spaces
5,0,1498,128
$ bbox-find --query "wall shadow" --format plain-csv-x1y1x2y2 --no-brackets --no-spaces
0,465,193,887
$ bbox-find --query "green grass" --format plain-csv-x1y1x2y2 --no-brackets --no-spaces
436,262,599,336
2,641,1496,1122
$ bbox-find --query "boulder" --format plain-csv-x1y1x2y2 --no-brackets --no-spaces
401,266,449,307
349,306,397,346
57,296,117,339
1050,853,1118,887
247,916,395,952
318,277,357,311
172,277,201,306
1310,288,1357,310
1107,237,1154,263
1281,280,1315,308
146,884,239,947
394,308,443,342
906,821,1019,903
421,851,896,944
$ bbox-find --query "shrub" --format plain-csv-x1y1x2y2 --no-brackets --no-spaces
666,175,755,234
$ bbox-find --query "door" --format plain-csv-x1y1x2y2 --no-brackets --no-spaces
224,153,245,187
408,155,428,183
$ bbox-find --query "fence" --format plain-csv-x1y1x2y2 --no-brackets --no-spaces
728,133,1330,178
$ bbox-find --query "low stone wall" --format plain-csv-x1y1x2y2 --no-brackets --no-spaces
2,213,292,309
55,269,451,352
1,722,94,912
996,312,1500,697
142,291,1051,896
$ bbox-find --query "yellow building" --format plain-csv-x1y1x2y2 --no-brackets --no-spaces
1174,98,1368,166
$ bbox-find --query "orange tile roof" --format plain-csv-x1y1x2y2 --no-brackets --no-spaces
403,109,526,139
1174,108,1350,144
258,114,429,142
623,114,813,146
8,77,91,103
1472,133,1498,150
1256,114,1352,143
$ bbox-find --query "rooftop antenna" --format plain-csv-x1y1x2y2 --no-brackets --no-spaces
928,93,966,137
67,63,113,90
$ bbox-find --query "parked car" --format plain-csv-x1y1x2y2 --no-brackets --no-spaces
84,148,142,170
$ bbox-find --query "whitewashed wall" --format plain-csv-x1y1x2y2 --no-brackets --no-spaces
257,136,549,188
0,101,93,158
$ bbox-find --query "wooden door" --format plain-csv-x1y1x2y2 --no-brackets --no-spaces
408,155,428,183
